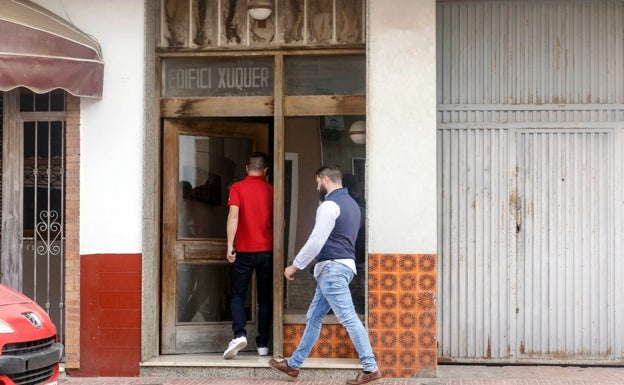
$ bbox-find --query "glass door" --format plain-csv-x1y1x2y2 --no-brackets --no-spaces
161,118,269,354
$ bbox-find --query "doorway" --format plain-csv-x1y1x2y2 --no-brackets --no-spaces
154,53,365,358
161,118,270,354
1,89,67,343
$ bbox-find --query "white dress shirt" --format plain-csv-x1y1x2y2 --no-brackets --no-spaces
292,199,357,278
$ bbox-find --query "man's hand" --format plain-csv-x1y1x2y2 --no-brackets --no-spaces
284,265,298,280
227,248,236,263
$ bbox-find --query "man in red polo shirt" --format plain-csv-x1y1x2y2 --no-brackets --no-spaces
224,152,274,359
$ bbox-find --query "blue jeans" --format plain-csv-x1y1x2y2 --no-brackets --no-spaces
231,251,273,347
287,261,378,372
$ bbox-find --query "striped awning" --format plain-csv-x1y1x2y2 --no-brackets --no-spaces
0,0,104,98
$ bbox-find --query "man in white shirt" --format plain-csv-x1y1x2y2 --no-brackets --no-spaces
269,165,382,385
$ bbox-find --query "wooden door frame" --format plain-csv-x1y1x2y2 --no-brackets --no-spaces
154,50,365,358
161,118,270,354
0,90,22,289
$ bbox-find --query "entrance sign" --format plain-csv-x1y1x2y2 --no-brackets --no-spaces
162,57,274,97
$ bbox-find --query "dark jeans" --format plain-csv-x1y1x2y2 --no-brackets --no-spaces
230,251,273,347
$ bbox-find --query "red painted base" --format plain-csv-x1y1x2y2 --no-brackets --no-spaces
77,253,142,376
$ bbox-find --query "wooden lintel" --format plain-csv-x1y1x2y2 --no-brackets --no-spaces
161,97,274,117
284,95,365,116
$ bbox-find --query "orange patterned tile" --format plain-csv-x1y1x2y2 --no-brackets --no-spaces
418,273,436,291
398,292,417,310
369,330,379,346
316,341,333,357
418,311,436,330
369,254,381,273
399,254,418,272
383,368,399,378
398,311,417,329
418,330,436,349
380,292,397,310
368,253,437,378
378,348,398,368
399,274,417,291
379,254,398,272
398,331,417,349
380,311,397,329
320,325,333,339
418,254,436,272
380,273,397,291
417,292,435,311
379,332,397,348
368,293,380,313
368,273,380,291
416,349,437,368
398,349,418,368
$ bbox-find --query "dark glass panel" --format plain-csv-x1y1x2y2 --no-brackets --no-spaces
285,55,365,95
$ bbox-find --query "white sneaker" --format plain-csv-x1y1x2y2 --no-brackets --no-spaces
223,336,247,359
257,347,270,356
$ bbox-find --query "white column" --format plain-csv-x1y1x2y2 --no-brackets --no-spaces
367,0,437,254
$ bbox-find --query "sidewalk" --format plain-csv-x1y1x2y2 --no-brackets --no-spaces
58,365,624,384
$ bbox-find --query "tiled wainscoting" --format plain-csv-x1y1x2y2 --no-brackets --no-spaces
283,253,437,378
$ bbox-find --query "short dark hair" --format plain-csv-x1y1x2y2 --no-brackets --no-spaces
316,165,342,183
248,152,270,171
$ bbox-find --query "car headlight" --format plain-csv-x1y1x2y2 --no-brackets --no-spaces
0,319,14,333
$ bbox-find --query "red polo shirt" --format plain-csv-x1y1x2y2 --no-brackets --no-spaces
227,175,273,252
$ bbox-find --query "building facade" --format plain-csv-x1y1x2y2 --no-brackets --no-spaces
0,0,622,380
1,0,436,378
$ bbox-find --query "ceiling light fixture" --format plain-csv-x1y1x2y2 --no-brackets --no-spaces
349,120,366,145
248,0,273,21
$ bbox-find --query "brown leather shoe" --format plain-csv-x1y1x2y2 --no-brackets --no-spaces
269,358,299,381
346,370,383,385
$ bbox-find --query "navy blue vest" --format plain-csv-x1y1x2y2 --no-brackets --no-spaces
316,188,361,262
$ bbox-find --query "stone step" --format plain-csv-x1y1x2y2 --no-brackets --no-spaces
141,354,362,379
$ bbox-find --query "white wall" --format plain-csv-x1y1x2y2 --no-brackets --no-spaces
367,0,437,253
34,0,145,254
33,0,437,256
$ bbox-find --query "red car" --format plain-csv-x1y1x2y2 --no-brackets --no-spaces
0,283,63,385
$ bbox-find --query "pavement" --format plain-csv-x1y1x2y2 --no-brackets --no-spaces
57,365,624,384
